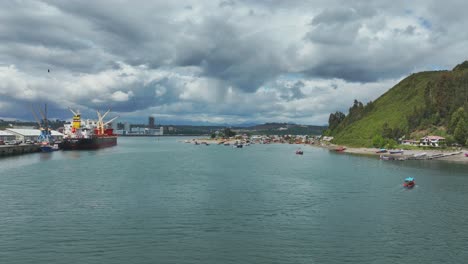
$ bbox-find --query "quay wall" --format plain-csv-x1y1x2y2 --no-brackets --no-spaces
0,145,41,157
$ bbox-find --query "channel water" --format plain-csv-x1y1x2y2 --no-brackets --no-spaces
1,137,467,263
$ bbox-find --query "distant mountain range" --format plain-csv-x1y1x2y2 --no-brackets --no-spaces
325,61,468,147
162,122,326,136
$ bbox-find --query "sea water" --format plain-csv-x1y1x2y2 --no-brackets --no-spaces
0,137,467,263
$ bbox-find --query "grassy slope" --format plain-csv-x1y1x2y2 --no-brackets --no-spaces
333,71,445,147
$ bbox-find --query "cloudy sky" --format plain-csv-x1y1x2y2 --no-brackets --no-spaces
0,0,467,125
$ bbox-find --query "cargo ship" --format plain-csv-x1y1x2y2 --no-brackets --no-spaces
60,109,118,150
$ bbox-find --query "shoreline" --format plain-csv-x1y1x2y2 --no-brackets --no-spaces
316,143,468,163
182,138,468,164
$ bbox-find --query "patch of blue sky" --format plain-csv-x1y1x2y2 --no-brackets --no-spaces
418,17,432,29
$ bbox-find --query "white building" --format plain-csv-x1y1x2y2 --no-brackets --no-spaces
6,128,64,142
420,136,446,147
0,130,16,142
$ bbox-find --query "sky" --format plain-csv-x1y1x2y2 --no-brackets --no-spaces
0,0,467,126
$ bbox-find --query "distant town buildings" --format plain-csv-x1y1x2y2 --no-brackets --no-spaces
149,116,155,128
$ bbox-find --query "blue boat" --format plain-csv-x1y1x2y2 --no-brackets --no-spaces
376,148,387,153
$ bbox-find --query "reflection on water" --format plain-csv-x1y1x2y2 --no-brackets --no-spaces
39,152,53,161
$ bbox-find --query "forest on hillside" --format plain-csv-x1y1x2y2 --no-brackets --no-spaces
325,62,468,147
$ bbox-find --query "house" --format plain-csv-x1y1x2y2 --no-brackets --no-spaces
420,136,446,147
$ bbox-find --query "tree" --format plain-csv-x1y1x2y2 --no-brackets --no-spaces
372,134,385,148
223,128,236,138
382,123,393,139
448,107,466,134
328,111,346,131
385,139,397,149
454,119,467,145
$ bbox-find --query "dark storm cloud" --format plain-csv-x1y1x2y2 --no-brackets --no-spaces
173,16,284,92
2,0,468,124
279,81,306,101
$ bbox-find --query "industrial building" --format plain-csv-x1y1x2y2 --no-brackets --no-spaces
6,128,64,142
0,130,16,142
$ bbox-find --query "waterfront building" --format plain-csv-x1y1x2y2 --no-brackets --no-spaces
6,128,64,142
0,130,16,142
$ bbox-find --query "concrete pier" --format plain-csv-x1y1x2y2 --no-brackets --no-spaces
0,144,41,157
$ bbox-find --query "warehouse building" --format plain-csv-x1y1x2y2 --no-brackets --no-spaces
6,128,64,142
0,130,16,142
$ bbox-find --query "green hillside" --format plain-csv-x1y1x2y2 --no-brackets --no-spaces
326,62,468,147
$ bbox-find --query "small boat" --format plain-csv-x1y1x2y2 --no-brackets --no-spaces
376,148,387,153
335,146,346,152
296,149,303,155
40,142,59,152
236,144,243,148
389,149,404,154
403,177,415,189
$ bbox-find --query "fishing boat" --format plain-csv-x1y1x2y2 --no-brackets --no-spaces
403,177,415,189
296,148,303,155
335,146,346,152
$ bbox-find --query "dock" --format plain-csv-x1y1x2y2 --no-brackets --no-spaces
0,144,41,157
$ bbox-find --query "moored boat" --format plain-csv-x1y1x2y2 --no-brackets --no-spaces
335,146,346,152
376,148,387,153
389,149,404,154
296,148,303,155
61,109,118,151
40,142,59,152
403,177,415,188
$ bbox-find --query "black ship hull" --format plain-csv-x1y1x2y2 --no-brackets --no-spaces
60,136,117,150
